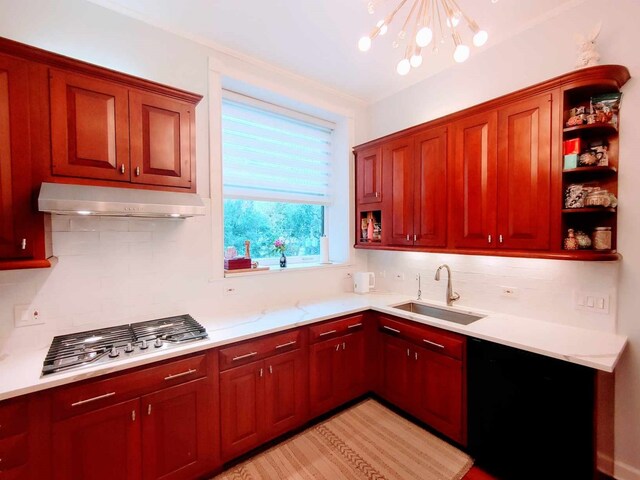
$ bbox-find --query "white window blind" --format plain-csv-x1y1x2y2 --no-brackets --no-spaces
222,93,334,205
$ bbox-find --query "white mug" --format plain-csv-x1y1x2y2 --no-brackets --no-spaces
354,272,376,294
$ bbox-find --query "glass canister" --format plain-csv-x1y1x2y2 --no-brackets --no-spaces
593,227,612,250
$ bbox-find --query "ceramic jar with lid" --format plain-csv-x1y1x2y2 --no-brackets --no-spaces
593,227,612,250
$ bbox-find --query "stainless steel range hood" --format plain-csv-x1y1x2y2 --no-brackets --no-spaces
38,182,206,218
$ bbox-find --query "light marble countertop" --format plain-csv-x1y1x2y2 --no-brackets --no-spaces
0,292,628,401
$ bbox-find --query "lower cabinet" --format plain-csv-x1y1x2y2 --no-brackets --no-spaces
219,347,307,461
378,315,466,445
309,329,366,417
50,353,218,480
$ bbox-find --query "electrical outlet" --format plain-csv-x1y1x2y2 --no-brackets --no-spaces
14,305,44,327
574,291,610,314
394,272,405,281
500,286,519,298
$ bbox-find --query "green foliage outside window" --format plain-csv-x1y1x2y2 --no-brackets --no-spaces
224,199,324,260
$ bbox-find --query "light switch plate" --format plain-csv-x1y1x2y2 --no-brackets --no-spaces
574,291,610,314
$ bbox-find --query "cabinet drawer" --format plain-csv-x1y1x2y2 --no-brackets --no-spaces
0,399,27,439
378,315,464,360
308,314,365,343
0,433,28,470
219,329,301,371
52,353,207,420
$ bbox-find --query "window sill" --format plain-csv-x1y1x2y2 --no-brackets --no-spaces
221,261,347,278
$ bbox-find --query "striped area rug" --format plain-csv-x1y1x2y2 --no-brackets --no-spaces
214,399,473,480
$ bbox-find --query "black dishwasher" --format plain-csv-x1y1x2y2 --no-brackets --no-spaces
467,337,595,480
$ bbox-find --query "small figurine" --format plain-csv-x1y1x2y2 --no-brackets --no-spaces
564,229,579,250
575,22,602,69
244,240,251,259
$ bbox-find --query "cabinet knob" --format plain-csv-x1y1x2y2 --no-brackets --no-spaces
120,164,125,174
375,192,380,198
413,234,417,242
21,238,26,250
135,166,140,176
406,235,410,241
499,234,504,244
488,234,492,244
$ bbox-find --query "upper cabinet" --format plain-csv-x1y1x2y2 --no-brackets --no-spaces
0,53,50,269
355,145,382,205
50,69,131,182
0,36,203,270
49,70,197,191
354,65,629,261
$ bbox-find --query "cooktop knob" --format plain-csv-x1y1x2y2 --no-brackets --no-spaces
125,343,134,353
154,338,163,348
140,339,148,350
109,346,119,358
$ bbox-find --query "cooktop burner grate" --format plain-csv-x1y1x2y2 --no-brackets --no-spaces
42,314,207,376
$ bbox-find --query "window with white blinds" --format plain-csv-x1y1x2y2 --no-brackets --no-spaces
222,93,334,205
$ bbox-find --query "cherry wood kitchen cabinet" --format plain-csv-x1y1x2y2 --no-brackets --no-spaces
219,329,307,461
50,352,218,480
0,53,50,270
383,127,448,247
129,91,194,189
53,398,142,480
353,65,629,260
308,315,367,417
377,314,466,445
355,145,382,205
48,74,197,191
0,393,50,479
49,69,131,182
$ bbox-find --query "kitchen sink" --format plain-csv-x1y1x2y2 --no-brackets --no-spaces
392,302,485,325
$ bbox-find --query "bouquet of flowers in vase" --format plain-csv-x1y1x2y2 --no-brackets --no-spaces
274,238,287,267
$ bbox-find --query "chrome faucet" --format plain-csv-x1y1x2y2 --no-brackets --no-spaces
417,273,422,300
434,264,460,306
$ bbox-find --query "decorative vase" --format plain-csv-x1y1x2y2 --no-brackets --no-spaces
279,252,287,268
563,229,579,250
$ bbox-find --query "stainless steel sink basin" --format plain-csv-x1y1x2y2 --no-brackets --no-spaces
392,302,485,325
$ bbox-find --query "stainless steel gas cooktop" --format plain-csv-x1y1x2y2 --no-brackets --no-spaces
42,314,207,376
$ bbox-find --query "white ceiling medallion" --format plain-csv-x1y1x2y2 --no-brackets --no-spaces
358,0,494,75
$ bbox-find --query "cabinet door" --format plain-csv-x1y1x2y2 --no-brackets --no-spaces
129,91,193,189
141,379,216,480
52,399,141,480
49,69,130,182
264,350,307,440
451,111,498,248
380,334,411,411
0,55,33,260
415,348,464,444
383,137,415,246
356,146,382,205
340,331,366,400
220,361,264,460
497,94,552,250
309,339,341,416
414,126,448,247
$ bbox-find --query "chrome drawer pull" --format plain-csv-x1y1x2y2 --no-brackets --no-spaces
347,323,363,329
423,339,445,349
164,368,197,381
319,329,337,337
232,351,258,361
275,340,297,349
383,325,401,334
71,391,116,407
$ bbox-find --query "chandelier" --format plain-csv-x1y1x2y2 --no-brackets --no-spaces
358,0,494,75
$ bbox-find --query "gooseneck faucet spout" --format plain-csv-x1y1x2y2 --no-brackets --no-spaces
434,264,460,306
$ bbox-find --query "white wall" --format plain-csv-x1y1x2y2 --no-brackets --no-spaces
365,0,640,477
0,1,367,352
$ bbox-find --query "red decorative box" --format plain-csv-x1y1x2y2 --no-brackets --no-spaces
563,138,581,155
224,257,252,270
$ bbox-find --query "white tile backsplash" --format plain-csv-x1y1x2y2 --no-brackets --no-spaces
367,250,618,332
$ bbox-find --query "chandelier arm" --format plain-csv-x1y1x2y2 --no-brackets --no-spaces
434,0,446,47
400,0,423,38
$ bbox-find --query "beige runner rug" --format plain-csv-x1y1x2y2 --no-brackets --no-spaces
214,399,473,480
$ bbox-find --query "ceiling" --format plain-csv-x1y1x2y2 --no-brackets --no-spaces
86,0,583,103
